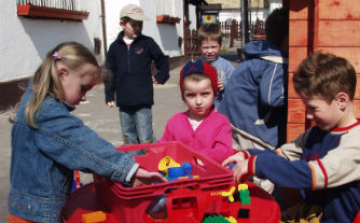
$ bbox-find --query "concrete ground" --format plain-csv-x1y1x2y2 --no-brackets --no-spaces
0,43,240,222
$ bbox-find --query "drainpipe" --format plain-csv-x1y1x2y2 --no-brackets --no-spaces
305,0,319,129
249,0,252,41
310,0,319,53
241,0,249,48
100,0,108,55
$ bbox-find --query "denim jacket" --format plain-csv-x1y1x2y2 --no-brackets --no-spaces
8,85,136,223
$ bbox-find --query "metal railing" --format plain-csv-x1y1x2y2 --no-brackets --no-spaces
17,0,82,11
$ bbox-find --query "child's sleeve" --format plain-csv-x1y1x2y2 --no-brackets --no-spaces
274,128,310,161
246,131,314,189
248,128,360,190
36,104,136,183
248,152,314,189
149,39,169,84
104,47,117,102
306,131,360,190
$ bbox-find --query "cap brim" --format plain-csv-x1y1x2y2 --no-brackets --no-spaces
127,14,150,21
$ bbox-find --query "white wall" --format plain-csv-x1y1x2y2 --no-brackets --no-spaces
0,1,104,82
1,0,193,82
105,0,185,57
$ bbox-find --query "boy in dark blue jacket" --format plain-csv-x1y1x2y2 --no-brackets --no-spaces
104,4,169,144
218,7,289,193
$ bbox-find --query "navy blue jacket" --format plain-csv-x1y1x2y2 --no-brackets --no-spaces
218,40,288,147
104,31,169,107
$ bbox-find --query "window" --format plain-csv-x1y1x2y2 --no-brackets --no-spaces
156,0,181,24
17,0,89,21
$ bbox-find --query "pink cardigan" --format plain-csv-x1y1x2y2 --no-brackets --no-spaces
158,109,233,163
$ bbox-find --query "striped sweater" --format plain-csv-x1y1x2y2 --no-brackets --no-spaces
245,120,360,223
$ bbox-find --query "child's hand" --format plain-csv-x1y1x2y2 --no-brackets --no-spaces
232,159,252,184
217,80,224,91
131,168,167,187
222,152,246,168
152,76,159,84
107,101,115,107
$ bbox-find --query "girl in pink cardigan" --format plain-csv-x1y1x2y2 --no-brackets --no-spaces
158,59,233,164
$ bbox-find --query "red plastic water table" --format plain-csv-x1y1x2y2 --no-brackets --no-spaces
61,142,280,223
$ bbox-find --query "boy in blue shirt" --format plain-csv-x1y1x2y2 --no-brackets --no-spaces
197,23,235,109
104,4,169,144
223,52,360,223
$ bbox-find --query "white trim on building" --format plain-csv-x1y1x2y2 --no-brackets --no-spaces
1,1,103,82
1,0,193,82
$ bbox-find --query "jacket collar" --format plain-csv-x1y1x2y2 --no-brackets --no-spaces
117,31,143,45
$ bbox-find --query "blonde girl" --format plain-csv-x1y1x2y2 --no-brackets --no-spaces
8,42,165,223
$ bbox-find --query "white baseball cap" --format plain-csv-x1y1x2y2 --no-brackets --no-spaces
120,4,150,21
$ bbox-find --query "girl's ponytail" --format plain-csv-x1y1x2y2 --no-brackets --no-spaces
25,55,63,128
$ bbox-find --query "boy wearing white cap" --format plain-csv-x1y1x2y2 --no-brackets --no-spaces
104,4,169,144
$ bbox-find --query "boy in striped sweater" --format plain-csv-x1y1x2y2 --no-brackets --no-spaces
223,52,360,223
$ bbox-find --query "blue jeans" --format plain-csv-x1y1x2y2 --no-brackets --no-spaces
119,105,155,144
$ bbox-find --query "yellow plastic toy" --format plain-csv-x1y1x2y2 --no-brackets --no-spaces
221,186,236,202
158,156,181,175
237,183,248,191
225,216,238,223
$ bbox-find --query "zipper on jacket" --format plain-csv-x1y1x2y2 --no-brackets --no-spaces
127,45,130,74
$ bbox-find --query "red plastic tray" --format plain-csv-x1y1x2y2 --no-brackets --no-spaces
94,142,233,198
93,142,234,223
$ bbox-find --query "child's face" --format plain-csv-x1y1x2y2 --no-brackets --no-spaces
59,63,99,106
302,96,344,131
121,19,143,40
201,39,221,62
183,78,214,120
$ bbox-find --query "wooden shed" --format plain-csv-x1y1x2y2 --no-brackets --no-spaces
286,0,360,142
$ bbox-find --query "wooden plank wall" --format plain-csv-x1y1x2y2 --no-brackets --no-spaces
287,0,360,142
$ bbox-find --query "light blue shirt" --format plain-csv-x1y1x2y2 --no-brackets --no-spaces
208,56,235,108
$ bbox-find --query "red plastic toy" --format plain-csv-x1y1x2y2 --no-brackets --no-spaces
62,142,280,223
